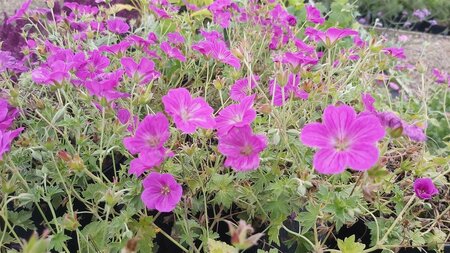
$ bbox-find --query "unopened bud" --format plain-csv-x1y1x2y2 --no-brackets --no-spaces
62,213,80,231
390,126,403,138
46,0,54,9
258,104,272,115
68,154,85,172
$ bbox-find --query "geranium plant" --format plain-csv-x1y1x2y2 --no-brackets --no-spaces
0,0,449,252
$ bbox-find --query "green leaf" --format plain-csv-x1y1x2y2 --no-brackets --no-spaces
50,232,71,252
337,235,366,253
410,230,425,246
208,173,237,209
297,204,319,233
8,210,36,230
267,218,283,245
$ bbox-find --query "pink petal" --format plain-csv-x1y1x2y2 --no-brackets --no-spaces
349,115,385,143
346,143,379,171
300,123,331,148
322,105,356,137
313,148,347,174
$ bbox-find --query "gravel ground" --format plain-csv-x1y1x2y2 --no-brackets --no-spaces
372,26,450,73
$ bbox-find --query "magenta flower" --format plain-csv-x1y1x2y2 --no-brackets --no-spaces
32,61,71,85
305,5,325,24
353,36,367,48
414,178,438,200
99,41,132,55
218,126,267,171
208,0,237,28
192,39,241,69
160,42,186,62
141,172,182,212
293,39,315,54
84,73,129,101
269,25,292,50
413,9,430,21
230,76,259,102
0,51,26,73
0,128,24,160
162,88,215,134
0,99,19,131
107,18,130,34
361,93,376,113
376,112,403,129
282,52,318,70
167,32,185,45
382,47,406,59
432,68,449,84
6,0,32,24
200,29,223,40
269,74,308,106
270,4,297,26
216,95,256,136
300,105,385,174
123,113,170,155
75,51,110,80
121,57,160,85
117,108,131,125
149,5,171,19
64,2,99,17
361,94,426,141
305,27,358,46
192,41,213,55
403,124,427,142
129,149,170,176
210,40,241,69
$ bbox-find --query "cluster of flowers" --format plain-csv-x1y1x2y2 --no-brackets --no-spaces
0,99,23,161
122,86,267,212
0,0,138,71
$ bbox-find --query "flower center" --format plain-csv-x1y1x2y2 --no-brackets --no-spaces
240,145,253,156
160,185,170,195
147,136,160,147
232,113,243,123
180,108,190,121
87,63,96,73
333,137,350,151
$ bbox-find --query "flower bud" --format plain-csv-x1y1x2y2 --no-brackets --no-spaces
213,79,224,90
258,103,272,115
389,126,403,138
46,0,54,9
121,238,138,253
231,47,244,60
225,220,264,250
57,150,71,162
62,213,80,231
104,189,119,207
68,154,85,172
2,178,16,194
